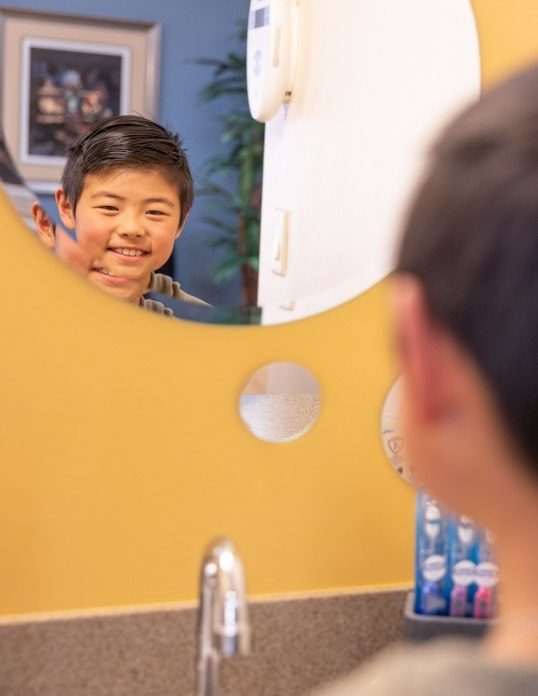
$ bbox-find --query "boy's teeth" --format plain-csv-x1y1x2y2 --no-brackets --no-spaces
100,269,117,276
113,248,144,256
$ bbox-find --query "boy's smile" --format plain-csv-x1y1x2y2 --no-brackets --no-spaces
56,167,184,303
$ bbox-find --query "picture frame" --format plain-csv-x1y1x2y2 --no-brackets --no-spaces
0,7,161,192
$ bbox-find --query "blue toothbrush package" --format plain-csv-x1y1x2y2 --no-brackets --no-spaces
415,491,499,619
447,514,479,617
472,528,499,619
415,490,449,615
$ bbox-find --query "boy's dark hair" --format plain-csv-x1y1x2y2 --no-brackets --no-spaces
61,115,194,227
397,63,538,472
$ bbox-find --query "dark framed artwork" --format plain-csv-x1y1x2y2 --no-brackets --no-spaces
0,7,161,192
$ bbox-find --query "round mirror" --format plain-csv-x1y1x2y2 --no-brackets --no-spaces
0,2,480,325
239,362,321,442
380,376,419,487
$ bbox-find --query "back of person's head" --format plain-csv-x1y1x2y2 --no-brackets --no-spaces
397,62,538,475
61,115,194,227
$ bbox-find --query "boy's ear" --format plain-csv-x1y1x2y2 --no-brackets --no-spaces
175,210,190,240
392,275,449,424
32,201,56,249
55,188,76,230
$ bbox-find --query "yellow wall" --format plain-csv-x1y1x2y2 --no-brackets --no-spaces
0,0,536,616
472,0,538,86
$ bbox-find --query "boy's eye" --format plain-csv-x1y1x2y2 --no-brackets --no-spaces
147,209,167,216
98,205,118,211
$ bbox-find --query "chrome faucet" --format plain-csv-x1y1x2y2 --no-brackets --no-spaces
196,538,251,696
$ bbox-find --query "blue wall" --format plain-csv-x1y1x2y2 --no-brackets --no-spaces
7,0,250,305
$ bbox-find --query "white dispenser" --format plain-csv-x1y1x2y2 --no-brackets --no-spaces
246,0,299,122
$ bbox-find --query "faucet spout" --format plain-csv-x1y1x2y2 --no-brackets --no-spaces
196,538,251,696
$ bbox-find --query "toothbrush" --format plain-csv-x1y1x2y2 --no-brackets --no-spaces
450,584,468,617
424,500,441,554
420,500,445,614
420,580,445,615
473,530,497,619
449,516,474,618
473,586,494,619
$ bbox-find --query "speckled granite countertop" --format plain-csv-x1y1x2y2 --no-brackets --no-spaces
0,587,409,696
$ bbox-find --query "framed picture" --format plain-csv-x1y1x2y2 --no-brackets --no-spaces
0,7,161,192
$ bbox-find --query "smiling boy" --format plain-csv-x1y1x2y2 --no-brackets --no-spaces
37,115,208,314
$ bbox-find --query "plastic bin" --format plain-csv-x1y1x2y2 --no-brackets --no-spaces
403,592,495,642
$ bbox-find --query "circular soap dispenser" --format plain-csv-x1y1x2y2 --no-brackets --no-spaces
246,0,299,122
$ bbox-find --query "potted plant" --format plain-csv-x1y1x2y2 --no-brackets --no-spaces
198,25,264,308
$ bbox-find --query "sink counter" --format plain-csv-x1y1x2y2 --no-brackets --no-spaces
0,586,408,696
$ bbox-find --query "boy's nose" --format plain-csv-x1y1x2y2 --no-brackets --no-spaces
118,225,145,238
120,229,145,237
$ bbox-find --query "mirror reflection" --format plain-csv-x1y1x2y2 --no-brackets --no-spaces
380,376,419,488
0,2,481,325
35,116,212,317
239,362,321,443
0,126,35,228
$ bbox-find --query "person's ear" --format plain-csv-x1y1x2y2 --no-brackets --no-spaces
175,209,190,240
32,201,56,249
55,188,76,231
392,274,452,424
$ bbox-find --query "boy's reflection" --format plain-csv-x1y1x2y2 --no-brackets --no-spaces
33,202,104,281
